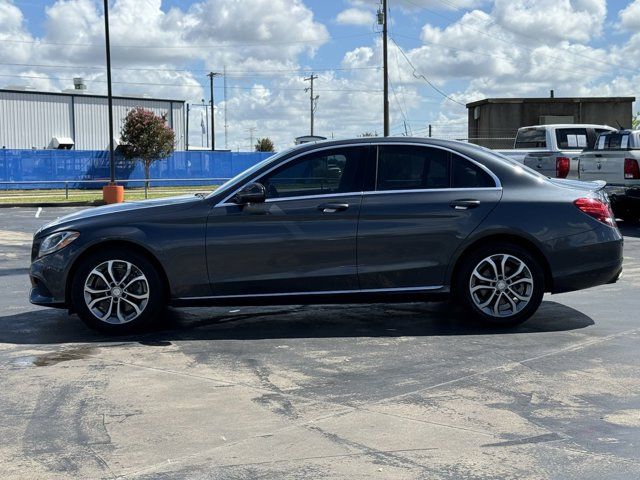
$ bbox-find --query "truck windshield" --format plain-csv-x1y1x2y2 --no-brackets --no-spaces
514,128,546,149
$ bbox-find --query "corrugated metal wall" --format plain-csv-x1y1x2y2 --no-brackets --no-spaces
0,90,185,150
0,92,73,149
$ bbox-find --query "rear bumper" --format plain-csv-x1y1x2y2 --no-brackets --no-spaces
546,228,623,294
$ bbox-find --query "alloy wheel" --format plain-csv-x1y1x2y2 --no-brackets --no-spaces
469,254,534,318
83,260,150,324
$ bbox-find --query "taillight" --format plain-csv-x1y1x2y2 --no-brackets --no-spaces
556,156,570,178
574,197,615,226
624,158,640,179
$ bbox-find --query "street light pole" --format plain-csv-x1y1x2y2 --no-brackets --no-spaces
208,72,220,151
103,0,115,182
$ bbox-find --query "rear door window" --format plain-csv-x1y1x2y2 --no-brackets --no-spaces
515,128,547,148
376,146,449,191
555,128,588,149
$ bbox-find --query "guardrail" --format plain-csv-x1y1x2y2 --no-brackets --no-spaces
0,178,230,199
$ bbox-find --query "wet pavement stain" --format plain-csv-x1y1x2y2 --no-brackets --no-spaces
29,346,98,367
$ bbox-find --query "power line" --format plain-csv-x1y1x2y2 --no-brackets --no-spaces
0,73,383,93
390,37,466,107
0,61,381,76
1,32,376,49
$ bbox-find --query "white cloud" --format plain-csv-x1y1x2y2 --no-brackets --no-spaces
335,8,374,26
618,0,640,31
492,0,606,44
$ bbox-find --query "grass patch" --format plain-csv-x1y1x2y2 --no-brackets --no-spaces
0,185,219,204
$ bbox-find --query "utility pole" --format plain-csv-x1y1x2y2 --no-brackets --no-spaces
208,72,220,151
379,0,389,136
185,103,190,150
202,99,208,148
247,127,256,150
223,66,228,150
304,73,319,136
103,0,115,183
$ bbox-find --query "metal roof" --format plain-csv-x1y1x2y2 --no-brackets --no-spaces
466,96,636,108
0,88,185,104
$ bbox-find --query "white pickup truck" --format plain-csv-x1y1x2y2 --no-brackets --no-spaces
578,130,640,222
496,124,615,178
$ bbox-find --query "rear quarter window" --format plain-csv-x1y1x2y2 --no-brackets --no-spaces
451,154,495,188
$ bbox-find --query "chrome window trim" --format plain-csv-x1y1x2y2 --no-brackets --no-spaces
178,285,444,301
363,187,502,196
215,187,502,207
215,143,372,207
216,191,363,207
214,140,503,208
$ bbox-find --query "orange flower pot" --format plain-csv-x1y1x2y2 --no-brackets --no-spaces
102,184,124,204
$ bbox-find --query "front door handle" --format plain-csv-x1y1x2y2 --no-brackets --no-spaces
317,203,349,213
450,199,480,210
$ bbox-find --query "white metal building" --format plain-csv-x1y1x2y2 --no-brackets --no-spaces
0,88,186,150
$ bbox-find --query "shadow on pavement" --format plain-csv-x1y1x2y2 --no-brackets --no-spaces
0,300,594,346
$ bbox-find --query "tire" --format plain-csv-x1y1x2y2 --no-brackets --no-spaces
454,243,545,327
70,248,165,334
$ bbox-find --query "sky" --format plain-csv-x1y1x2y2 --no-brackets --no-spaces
0,0,638,150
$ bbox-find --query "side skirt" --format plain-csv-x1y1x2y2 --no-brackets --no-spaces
171,287,451,307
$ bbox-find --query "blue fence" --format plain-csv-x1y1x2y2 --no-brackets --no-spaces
0,149,274,189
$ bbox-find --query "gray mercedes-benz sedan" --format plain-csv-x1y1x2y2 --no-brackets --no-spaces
29,138,623,333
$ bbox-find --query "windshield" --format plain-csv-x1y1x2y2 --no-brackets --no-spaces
205,147,296,199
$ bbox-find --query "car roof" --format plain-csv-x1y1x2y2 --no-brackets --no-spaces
288,136,472,153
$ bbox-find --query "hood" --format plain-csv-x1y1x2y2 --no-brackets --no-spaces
38,194,202,234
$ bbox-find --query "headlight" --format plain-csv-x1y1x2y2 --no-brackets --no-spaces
38,231,80,258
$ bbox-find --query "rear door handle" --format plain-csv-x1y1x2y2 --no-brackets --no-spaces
450,199,480,210
317,202,349,213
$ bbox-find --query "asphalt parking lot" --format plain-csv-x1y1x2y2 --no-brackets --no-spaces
1,206,639,479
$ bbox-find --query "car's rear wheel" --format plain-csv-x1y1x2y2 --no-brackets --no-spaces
455,243,544,327
71,249,164,333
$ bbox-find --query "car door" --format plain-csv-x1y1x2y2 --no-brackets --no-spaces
357,144,502,290
206,145,369,296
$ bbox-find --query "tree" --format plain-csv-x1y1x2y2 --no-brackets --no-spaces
120,107,176,198
633,112,639,130
255,137,275,152
358,131,378,137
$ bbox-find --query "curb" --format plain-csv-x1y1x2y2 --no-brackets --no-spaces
0,201,104,208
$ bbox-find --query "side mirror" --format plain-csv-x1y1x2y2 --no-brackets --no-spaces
233,182,266,204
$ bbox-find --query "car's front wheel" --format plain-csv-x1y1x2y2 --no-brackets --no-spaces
456,244,545,327
71,249,164,333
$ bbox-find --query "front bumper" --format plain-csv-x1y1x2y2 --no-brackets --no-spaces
28,242,80,308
